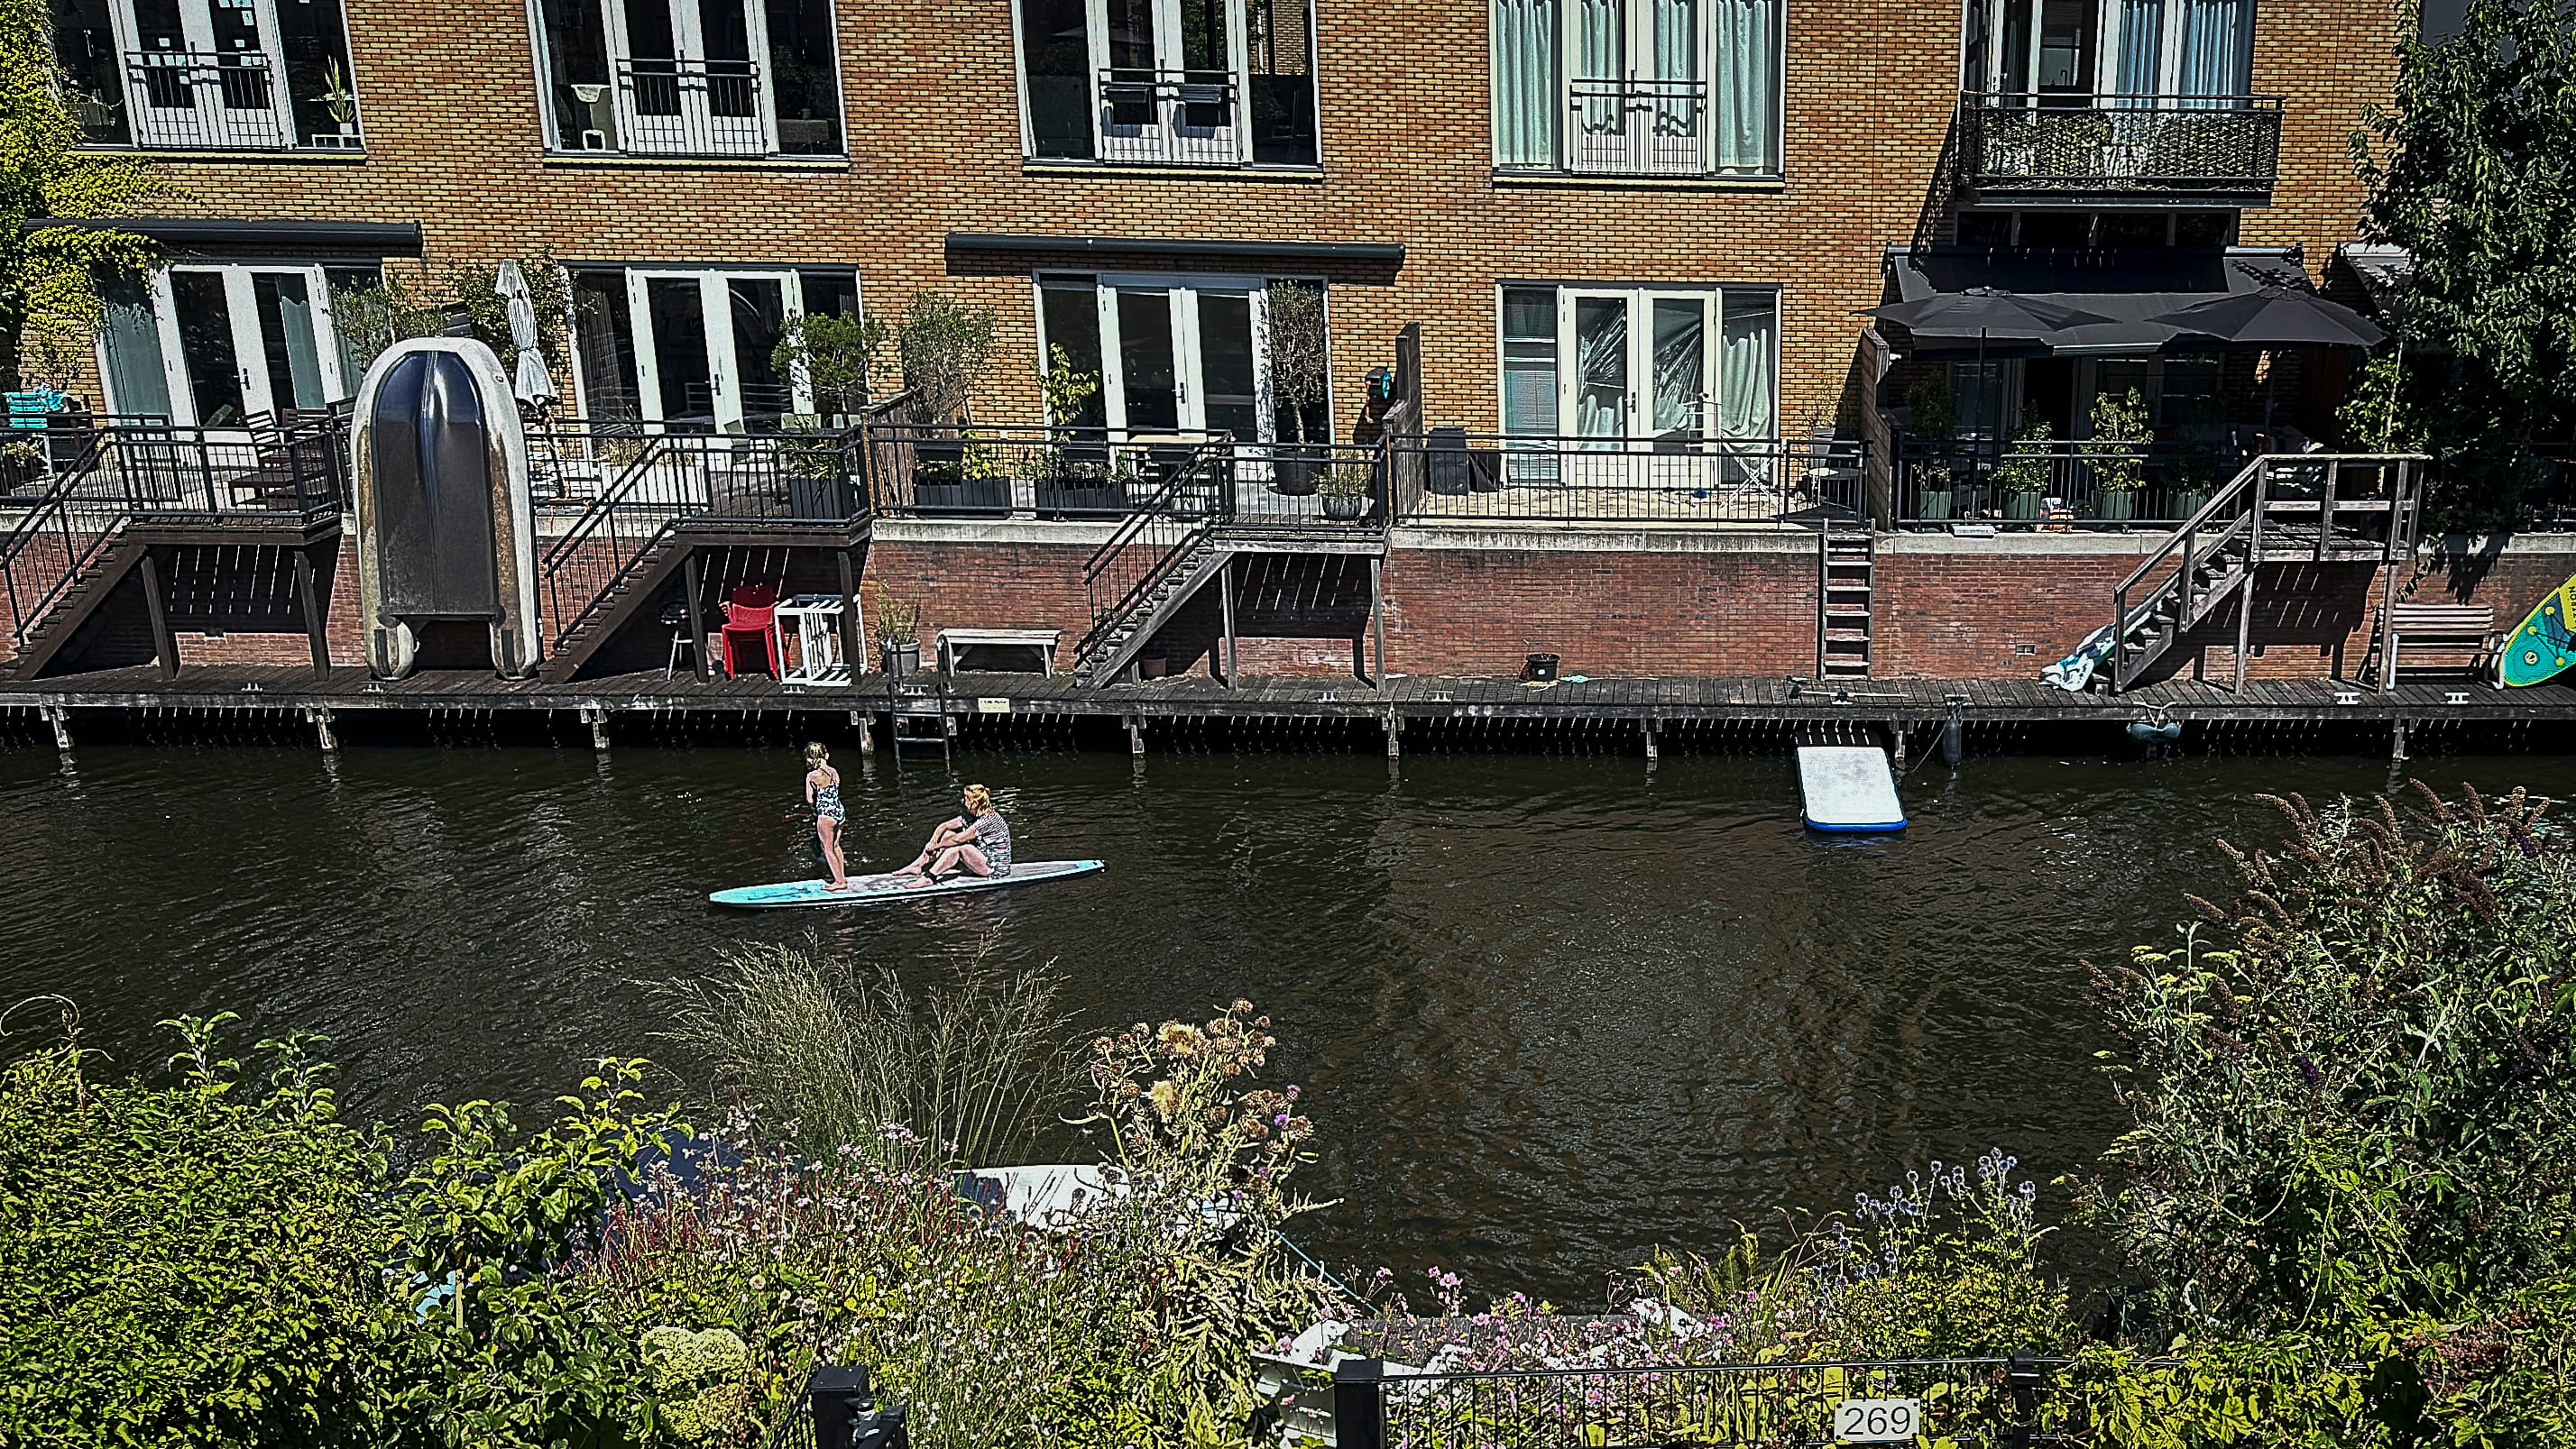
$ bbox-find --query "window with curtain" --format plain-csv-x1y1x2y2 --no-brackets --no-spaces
1717,291,1776,439
2175,0,2249,101
1496,284,1780,442
1491,0,1776,175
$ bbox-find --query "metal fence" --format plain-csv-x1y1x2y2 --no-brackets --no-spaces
1333,1353,2070,1449
1895,437,2242,527
1096,69,1242,165
1387,433,1867,525
1565,78,1711,176
613,56,768,158
1960,93,2283,196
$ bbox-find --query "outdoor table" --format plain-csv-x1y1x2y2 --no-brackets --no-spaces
774,594,860,687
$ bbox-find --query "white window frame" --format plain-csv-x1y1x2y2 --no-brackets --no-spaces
529,0,847,157
1008,0,1322,167
1493,282,1779,442
104,0,299,150
1967,0,2250,100
100,263,352,427
1490,0,1784,178
589,265,816,429
1034,271,1309,443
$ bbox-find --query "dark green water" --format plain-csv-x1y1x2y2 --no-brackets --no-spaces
7,737,2571,1302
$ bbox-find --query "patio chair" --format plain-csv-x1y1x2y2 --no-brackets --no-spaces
720,584,779,678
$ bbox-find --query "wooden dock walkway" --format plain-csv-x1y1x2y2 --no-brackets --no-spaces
0,663,2563,729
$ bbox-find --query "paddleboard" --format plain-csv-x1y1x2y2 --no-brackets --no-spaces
710,858,1104,908
2499,573,2576,687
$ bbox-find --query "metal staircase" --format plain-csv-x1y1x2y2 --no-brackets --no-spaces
2107,453,2425,692
1072,445,1232,685
1817,521,1875,679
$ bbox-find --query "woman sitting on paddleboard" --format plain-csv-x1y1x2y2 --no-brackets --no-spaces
804,742,851,893
894,784,1012,884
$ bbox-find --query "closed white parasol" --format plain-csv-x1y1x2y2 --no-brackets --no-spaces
492,260,558,407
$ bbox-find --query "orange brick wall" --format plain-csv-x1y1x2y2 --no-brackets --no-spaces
87,0,2406,436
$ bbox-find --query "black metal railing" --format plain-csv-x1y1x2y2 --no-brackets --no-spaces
1961,92,2282,195
1076,441,1232,671
1333,1353,2067,1449
111,50,337,151
863,423,1393,529
1896,436,2244,527
536,426,863,644
612,55,767,158
1385,432,1867,525
1565,78,1711,176
0,414,347,661
1096,68,1241,164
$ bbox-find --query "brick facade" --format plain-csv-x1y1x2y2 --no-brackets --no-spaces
67,0,2405,435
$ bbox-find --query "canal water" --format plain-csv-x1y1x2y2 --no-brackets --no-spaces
6,736,2571,1303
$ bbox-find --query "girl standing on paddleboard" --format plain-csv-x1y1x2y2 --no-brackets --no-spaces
804,742,851,893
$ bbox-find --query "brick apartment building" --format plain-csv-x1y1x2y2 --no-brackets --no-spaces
21,0,2509,691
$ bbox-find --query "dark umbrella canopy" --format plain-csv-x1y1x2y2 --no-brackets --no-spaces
2149,287,2387,347
1864,287,2118,338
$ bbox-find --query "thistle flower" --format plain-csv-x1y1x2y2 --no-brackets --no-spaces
1146,1079,1182,1119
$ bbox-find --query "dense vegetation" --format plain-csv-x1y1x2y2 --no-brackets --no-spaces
8,784,2576,1444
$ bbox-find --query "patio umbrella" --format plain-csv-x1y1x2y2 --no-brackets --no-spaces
1863,287,2117,340
2148,287,2387,348
493,260,558,408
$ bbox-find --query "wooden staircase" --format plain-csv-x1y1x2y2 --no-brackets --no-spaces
3,535,148,680
2107,454,2426,692
1080,537,1236,686
537,527,691,683
1817,521,1875,680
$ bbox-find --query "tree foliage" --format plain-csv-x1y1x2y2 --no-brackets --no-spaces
0,0,164,386
2351,0,2576,515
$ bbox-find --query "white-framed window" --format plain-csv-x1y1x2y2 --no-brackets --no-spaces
1035,272,1327,443
97,264,374,426
567,265,859,429
51,0,363,151
1497,283,1778,440
531,0,842,158
1963,0,2253,102
1015,0,1320,167
1491,0,1781,177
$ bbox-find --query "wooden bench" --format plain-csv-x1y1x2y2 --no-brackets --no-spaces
2386,604,2497,683
937,627,1062,677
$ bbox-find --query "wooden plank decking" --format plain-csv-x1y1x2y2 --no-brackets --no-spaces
0,662,2564,726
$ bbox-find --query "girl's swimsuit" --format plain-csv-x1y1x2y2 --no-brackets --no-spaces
813,777,844,822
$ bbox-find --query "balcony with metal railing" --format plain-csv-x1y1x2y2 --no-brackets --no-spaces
603,56,770,159
1958,93,2283,204
1563,78,1713,178
1095,69,1244,166
69,49,366,152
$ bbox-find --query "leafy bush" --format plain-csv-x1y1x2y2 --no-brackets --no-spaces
2089,784,2576,1335
896,291,998,420
0,1009,391,1448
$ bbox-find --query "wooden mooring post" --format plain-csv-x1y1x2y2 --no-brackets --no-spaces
39,702,69,751
306,707,337,752
850,710,874,756
580,703,610,753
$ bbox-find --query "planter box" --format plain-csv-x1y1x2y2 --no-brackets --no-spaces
2097,490,2139,522
1915,488,1955,521
912,477,1012,516
1033,475,1129,517
787,472,856,520
1321,491,1369,520
2003,489,2046,521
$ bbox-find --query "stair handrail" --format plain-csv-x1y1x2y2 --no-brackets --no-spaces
538,431,695,643
2108,454,2267,692
1075,438,1230,669
0,426,134,656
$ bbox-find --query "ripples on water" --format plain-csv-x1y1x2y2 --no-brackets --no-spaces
6,739,2571,1302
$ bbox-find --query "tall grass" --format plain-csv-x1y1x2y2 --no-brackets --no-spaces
656,936,1074,1167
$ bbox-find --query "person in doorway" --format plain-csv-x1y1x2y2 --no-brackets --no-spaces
804,742,851,892
893,784,1013,883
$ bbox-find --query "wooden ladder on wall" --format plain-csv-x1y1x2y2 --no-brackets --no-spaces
1817,521,1875,680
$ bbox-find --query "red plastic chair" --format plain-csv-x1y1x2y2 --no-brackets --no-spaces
720,584,779,678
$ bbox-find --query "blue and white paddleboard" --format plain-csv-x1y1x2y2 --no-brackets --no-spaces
1797,746,1907,832
710,858,1104,908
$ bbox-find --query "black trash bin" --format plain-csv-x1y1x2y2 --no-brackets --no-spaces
1427,426,1475,496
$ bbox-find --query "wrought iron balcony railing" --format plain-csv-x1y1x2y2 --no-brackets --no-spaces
88,50,363,151
1564,78,1713,177
606,55,768,158
1095,69,1242,166
1960,92,2282,198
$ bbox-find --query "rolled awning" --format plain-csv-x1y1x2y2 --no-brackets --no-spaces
1875,246,2371,356
23,217,425,255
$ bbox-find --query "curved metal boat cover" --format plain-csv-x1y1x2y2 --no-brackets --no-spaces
368,349,500,618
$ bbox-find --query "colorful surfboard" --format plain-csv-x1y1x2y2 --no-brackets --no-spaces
710,859,1104,908
2499,574,2576,688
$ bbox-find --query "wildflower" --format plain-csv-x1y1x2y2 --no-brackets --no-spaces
1147,1080,1182,1119
1158,1023,1206,1058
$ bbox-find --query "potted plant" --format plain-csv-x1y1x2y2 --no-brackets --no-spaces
1903,373,1959,521
772,309,888,423
2090,387,2151,524
875,592,922,675
1265,280,1329,495
2167,454,2217,518
1994,414,2056,522
1031,344,1120,516
1318,460,1373,520
894,291,1002,511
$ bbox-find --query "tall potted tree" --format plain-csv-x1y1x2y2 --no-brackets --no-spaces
1903,373,1959,521
1265,280,1329,496
1032,344,1118,515
2090,387,2152,524
896,292,1006,514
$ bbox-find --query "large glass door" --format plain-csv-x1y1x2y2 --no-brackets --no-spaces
1091,0,1243,163
1565,0,1708,175
1078,274,1272,440
115,0,296,149
607,0,774,155
626,269,805,430
140,265,346,429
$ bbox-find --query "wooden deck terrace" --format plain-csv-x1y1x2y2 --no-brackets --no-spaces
0,663,2568,740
